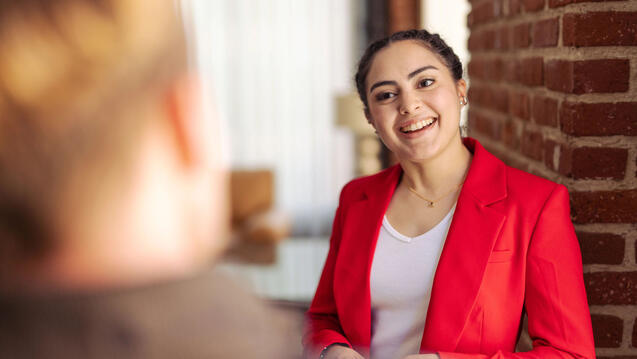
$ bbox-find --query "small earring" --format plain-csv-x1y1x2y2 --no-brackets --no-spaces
460,96,468,106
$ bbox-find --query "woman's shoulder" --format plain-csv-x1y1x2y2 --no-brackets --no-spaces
469,137,564,203
502,164,567,208
505,164,558,190
338,165,400,203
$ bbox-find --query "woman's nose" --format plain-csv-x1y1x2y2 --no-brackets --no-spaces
399,91,422,115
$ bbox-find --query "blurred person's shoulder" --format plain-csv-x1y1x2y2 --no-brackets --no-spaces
184,270,299,358
0,270,298,359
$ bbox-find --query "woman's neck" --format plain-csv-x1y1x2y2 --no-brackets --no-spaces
399,137,473,198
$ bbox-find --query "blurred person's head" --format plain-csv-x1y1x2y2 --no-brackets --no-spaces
0,0,228,292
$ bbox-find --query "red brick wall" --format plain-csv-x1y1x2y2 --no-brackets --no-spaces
466,0,637,357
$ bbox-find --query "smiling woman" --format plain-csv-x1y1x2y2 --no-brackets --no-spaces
303,29,595,359
364,40,467,164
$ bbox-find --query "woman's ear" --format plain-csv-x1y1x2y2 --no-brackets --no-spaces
456,78,468,100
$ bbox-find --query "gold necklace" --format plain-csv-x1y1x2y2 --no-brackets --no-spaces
407,182,463,207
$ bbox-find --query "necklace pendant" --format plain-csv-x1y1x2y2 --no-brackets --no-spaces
428,201,434,208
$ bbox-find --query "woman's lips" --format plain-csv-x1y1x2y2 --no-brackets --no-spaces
399,117,438,137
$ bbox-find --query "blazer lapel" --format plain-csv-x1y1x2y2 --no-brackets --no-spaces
420,137,508,352
334,165,401,351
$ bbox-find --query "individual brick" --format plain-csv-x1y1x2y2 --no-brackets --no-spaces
532,96,558,126
524,0,545,12
470,1,496,26
486,86,510,113
544,60,572,92
591,314,623,348
543,139,558,170
544,59,630,94
513,22,531,48
585,271,637,305
520,129,543,161
486,57,505,82
468,58,485,80
560,102,637,136
468,31,486,52
533,17,559,47
502,120,521,150
504,59,520,83
483,29,497,50
559,146,628,180
468,86,482,105
577,231,625,265
470,112,502,140
495,26,511,50
510,0,522,15
470,57,506,82
563,12,637,46
519,57,544,86
509,91,530,120
570,190,637,223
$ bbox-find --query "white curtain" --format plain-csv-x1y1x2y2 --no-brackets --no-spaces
181,0,357,236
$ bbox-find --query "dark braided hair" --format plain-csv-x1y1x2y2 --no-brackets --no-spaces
355,29,464,114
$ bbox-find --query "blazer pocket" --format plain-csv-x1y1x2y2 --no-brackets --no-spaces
488,249,513,263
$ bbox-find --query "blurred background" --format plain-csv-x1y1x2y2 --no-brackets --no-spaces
179,0,469,307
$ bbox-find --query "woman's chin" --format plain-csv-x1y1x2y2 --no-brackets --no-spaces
396,147,441,164
398,137,466,164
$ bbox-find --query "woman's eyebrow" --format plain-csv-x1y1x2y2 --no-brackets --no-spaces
369,80,397,93
369,65,439,94
407,65,438,79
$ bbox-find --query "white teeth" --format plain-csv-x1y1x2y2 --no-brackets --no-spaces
401,118,436,133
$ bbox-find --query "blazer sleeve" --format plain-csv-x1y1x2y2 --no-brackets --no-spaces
303,186,353,356
437,184,596,359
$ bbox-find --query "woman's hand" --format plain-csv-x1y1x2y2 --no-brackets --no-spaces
322,345,365,359
403,355,440,359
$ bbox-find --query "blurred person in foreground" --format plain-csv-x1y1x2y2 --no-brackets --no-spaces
0,0,293,358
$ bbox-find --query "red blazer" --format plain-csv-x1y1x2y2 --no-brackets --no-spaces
304,137,595,359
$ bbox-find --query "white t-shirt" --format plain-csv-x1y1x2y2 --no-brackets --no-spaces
369,203,456,359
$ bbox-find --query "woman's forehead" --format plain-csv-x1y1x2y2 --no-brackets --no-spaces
367,40,445,84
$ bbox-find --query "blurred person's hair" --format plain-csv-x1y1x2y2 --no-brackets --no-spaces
0,0,187,278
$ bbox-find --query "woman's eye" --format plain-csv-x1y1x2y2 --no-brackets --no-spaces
375,92,396,101
419,79,434,88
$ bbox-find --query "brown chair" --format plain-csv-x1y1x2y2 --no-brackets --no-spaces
225,169,290,264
